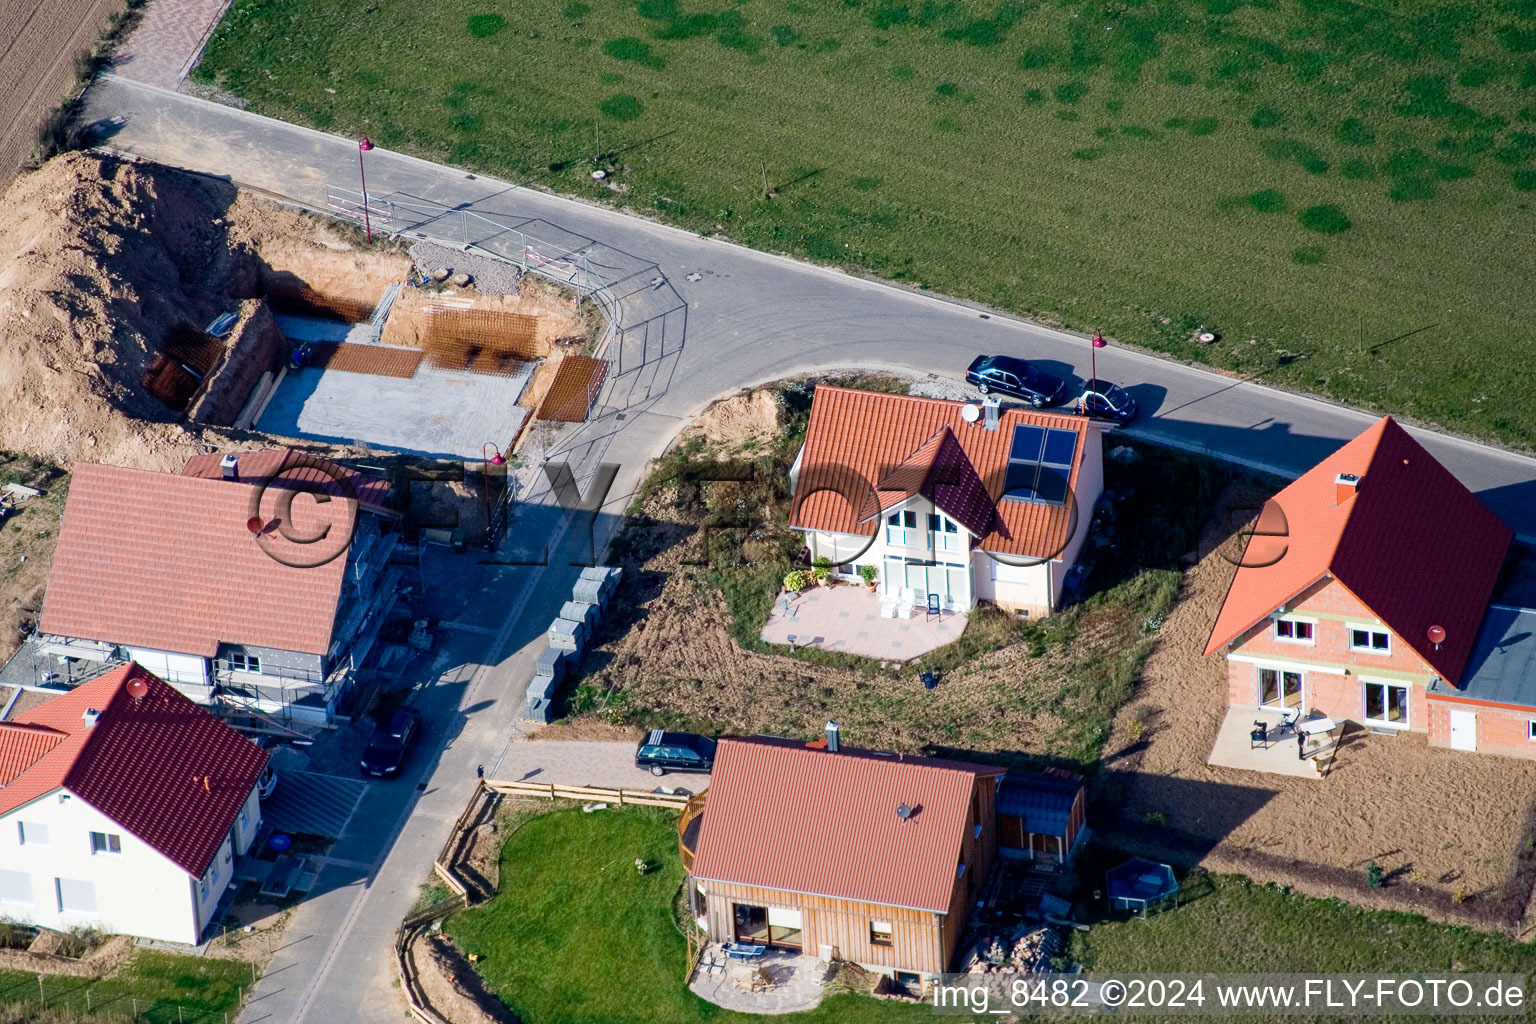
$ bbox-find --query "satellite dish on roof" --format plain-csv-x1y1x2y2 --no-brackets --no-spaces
126,677,148,700
1427,624,1446,648
896,803,913,822
246,516,265,536
960,404,981,424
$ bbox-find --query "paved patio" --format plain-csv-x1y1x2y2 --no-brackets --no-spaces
1207,707,1343,778
689,948,830,1014
759,584,967,661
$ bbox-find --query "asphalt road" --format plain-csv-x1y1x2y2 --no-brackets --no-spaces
82,75,1536,538
69,73,1536,1024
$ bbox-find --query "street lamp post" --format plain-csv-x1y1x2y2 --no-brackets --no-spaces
1090,331,1107,392
357,138,375,242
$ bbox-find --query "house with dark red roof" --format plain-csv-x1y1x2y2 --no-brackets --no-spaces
680,726,1005,983
0,665,268,945
789,386,1106,619
24,451,399,724
1205,416,1531,757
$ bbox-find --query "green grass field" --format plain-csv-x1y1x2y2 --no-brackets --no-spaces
1073,874,1536,1021
445,806,930,1024
196,0,1536,447
0,950,250,1023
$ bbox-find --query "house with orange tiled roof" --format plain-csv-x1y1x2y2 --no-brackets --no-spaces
0,664,267,944
787,386,1107,619
20,451,399,724
1204,415,1534,757
680,726,1005,984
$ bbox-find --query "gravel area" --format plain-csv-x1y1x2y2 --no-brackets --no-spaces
408,240,525,295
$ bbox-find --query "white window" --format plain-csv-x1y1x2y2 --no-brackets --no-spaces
1273,618,1315,644
89,832,121,856
0,869,31,905
199,875,210,899
988,558,1032,584
885,510,920,546
1350,626,1391,654
1527,720,1536,742
17,822,48,847
870,920,894,947
239,806,250,830
55,878,96,915
229,652,262,673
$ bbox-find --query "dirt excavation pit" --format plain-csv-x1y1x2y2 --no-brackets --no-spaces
1101,483,1536,932
411,932,518,1024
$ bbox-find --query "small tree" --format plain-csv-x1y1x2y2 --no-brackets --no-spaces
1366,861,1384,888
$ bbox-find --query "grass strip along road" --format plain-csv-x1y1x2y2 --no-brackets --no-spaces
195,0,1536,449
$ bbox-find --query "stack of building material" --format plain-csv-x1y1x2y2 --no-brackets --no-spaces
572,566,622,607
526,647,566,703
560,600,599,631
547,616,587,653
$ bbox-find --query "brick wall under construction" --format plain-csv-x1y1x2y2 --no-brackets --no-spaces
419,303,546,377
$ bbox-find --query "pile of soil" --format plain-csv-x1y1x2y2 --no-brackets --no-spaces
410,933,517,1024
0,152,414,470
683,388,784,449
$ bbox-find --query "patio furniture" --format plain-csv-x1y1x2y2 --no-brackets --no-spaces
734,966,774,993
723,942,766,962
1249,721,1268,749
926,593,941,620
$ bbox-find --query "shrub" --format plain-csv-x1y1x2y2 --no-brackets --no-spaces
783,569,811,592
1366,861,1385,888
1299,204,1351,233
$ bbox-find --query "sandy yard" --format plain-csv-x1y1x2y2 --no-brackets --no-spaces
1101,484,1536,933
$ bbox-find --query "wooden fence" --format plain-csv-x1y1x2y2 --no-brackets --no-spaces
394,778,692,1024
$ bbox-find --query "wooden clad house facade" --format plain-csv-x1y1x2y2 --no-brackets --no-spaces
683,730,1003,980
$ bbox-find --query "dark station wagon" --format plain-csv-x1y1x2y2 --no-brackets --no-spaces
965,354,1069,408
635,730,716,776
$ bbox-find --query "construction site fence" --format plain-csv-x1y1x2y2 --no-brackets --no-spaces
324,185,620,357
0,977,244,1024
484,779,693,808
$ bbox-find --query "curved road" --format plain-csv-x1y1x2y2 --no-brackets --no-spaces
72,74,1536,1024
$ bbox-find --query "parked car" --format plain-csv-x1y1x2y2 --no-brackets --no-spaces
360,706,423,778
257,763,279,800
635,730,716,776
1075,380,1138,423
965,355,1068,407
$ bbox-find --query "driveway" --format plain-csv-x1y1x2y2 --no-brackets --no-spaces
493,739,709,793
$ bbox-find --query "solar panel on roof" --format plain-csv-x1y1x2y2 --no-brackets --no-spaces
1003,426,1077,506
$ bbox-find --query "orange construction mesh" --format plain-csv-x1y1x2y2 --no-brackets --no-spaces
304,342,423,378
141,323,226,411
419,305,542,377
536,356,608,422
268,284,375,324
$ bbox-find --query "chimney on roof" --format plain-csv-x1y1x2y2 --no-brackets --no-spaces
825,720,840,753
1334,473,1360,507
982,396,1001,432
221,453,240,481
81,708,101,728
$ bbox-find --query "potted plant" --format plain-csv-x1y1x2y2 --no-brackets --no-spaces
859,564,879,592
811,556,832,585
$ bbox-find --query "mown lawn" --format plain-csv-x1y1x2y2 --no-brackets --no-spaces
196,0,1536,447
1073,873,1536,1021
0,950,250,1023
445,806,931,1024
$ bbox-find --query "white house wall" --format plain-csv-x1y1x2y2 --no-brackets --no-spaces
0,788,221,945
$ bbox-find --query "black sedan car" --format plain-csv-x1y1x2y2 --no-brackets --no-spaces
1075,380,1138,424
965,355,1068,407
635,730,716,776
360,706,423,778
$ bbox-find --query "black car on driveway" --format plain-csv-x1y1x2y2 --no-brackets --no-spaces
361,706,423,778
635,730,716,776
965,354,1068,407
1075,380,1138,424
